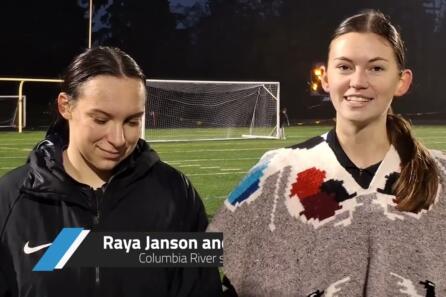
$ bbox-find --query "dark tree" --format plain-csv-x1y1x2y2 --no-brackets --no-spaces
102,0,179,77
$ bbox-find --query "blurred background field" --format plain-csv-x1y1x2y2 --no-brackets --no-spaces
1,125,445,216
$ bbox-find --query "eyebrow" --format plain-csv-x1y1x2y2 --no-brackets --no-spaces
334,57,389,63
88,109,145,119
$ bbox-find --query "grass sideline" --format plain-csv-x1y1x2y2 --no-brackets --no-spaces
1,125,445,216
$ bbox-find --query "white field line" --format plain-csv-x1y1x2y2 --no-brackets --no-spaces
0,143,38,147
158,147,271,153
188,171,247,176
220,168,242,171
0,139,41,142
0,147,31,152
203,195,227,201
175,164,201,167
0,135,299,145
0,147,24,151
0,167,15,170
2,137,443,148
148,137,306,146
0,145,274,154
1,130,443,139
420,135,446,138
1,157,257,168
1,139,274,145
165,157,259,163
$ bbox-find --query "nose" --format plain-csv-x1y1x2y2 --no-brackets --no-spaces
350,68,369,89
107,123,126,149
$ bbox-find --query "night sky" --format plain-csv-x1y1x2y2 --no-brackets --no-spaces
0,0,445,128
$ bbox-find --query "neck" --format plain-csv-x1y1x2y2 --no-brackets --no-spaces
63,148,110,189
335,117,390,169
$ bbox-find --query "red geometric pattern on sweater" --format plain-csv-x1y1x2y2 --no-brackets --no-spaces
290,167,344,221
301,191,342,221
290,167,326,199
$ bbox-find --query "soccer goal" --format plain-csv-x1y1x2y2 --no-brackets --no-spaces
0,95,26,128
143,80,280,142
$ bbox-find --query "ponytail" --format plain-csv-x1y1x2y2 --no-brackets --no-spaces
387,112,439,212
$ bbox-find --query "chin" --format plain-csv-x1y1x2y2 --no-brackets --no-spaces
339,111,374,123
92,159,122,172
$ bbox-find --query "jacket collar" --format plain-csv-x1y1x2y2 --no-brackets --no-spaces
21,130,160,209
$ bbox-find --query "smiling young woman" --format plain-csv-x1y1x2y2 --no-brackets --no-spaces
58,75,146,188
210,10,446,297
323,12,439,213
0,47,221,297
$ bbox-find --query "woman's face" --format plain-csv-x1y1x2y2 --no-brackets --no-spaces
60,75,146,173
322,32,412,127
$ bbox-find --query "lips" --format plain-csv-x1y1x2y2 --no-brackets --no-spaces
344,95,373,102
98,147,122,159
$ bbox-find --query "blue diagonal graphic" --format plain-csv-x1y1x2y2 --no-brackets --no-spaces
33,228,84,272
227,160,269,206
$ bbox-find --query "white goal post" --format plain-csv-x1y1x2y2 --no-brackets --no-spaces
0,95,26,128
142,79,280,142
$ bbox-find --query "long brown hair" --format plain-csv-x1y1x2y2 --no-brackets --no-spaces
332,10,439,212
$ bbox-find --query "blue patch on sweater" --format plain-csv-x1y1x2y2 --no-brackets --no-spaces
227,157,271,206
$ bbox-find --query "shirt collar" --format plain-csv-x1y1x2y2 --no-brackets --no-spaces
326,129,381,176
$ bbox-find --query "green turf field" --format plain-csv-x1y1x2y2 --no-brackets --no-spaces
1,125,445,216
145,126,276,141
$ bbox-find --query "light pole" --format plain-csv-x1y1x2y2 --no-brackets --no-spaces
88,0,93,48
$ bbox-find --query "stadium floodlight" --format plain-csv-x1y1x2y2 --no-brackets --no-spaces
143,79,280,142
0,95,26,128
310,64,325,96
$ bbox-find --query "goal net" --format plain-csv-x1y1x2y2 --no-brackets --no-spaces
0,95,26,128
144,80,280,142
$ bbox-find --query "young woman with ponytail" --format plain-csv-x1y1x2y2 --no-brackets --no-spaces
210,10,446,297
326,10,440,214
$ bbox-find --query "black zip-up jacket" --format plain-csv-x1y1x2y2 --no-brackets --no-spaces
0,132,221,297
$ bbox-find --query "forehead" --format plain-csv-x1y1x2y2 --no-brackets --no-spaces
76,75,146,114
329,32,395,62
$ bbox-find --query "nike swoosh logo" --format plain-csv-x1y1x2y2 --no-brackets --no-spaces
23,241,52,254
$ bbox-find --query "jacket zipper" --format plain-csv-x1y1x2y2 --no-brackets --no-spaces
93,188,103,290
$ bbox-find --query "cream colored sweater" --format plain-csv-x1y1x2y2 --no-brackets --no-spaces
210,133,446,297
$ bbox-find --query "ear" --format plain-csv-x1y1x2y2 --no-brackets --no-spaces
57,92,72,120
394,69,413,97
320,65,330,92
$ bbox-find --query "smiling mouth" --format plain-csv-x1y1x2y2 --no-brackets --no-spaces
98,147,122,157
344,95,373,102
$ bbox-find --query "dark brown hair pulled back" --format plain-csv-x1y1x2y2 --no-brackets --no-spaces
48,46,146,142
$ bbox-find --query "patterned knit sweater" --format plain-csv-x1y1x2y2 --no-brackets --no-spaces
209,133,446,297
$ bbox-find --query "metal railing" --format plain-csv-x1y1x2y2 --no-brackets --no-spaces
0,77,62,133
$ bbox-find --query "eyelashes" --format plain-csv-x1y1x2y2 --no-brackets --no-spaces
334,64,386,74
93,118,141,127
